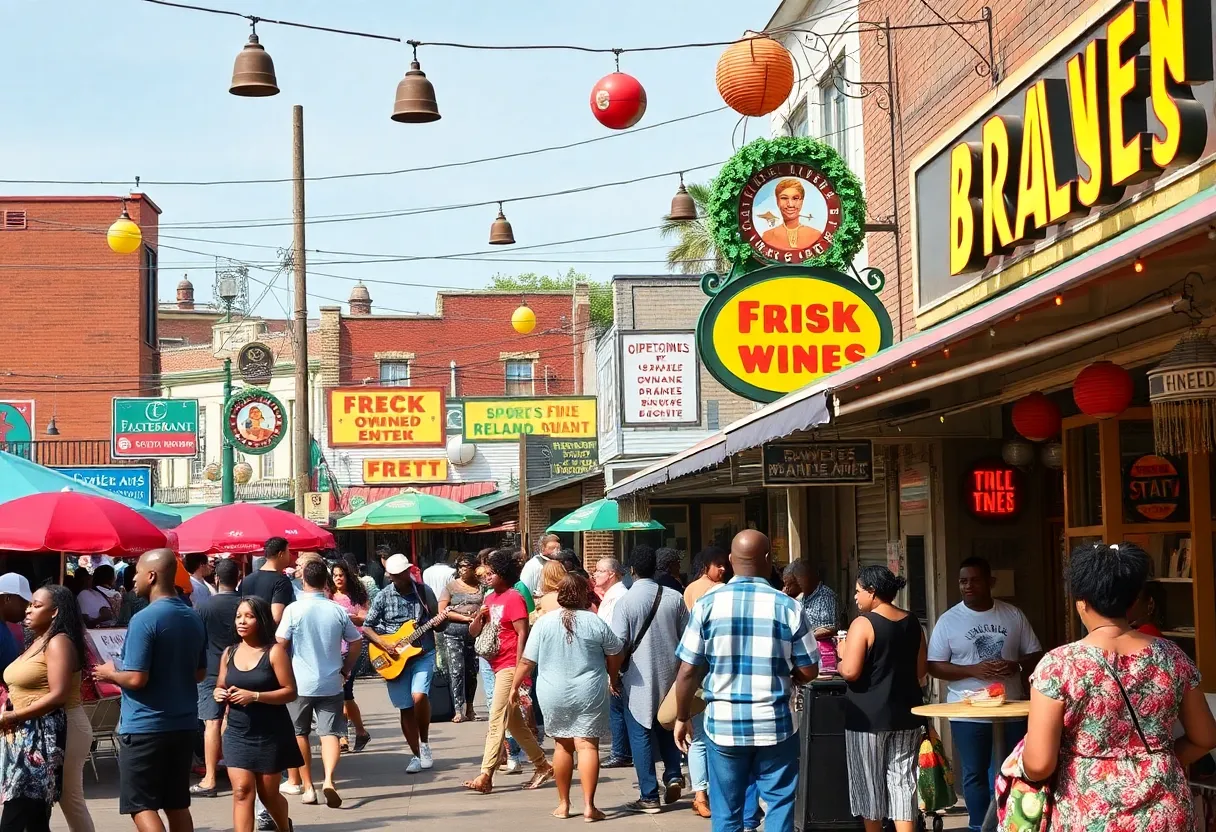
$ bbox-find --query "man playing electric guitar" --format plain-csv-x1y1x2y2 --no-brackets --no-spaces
362,553,448,774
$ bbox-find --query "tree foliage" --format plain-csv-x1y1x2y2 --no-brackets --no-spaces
487,268,613,331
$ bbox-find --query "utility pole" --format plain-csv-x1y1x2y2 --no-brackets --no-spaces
292,104,311,515
219,283,238,505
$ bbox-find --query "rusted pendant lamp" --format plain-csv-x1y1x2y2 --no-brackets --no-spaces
229,21,279,97
392,43,441,123
669,173,697,221
489,203,515,245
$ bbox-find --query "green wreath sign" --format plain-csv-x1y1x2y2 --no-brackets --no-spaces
223,387,287,456
708,136,866,274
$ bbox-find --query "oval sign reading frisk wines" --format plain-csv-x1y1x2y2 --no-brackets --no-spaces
697,265,893,403
738,162,844,265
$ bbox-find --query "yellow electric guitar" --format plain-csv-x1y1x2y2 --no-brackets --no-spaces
368,614,446,680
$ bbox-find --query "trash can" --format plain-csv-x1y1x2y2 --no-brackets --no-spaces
795,678,864,831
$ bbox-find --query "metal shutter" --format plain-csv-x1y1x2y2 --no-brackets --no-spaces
855,457,888,567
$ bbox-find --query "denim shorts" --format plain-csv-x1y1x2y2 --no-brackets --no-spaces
197,679,223,722
385,650,435,710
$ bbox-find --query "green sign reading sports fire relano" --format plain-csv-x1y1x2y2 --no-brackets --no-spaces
112,398,199,458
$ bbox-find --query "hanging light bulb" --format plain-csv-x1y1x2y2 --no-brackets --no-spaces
1133,257,1145,273
229,20,280,97
512,299,537,334
392,42,441,123
107,201,142,254
489,202,515,245
668,172,697,221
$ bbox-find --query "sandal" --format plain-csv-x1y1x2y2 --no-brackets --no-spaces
524,766,555,790
462,778,493,794
451,713,466,724
190,784,218,797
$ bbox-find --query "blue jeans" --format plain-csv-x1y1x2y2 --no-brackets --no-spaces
951,719,1027,832
622,705,682,801
744,781,763,829
705,733,799,832
688,713,709,792
609,691,631,761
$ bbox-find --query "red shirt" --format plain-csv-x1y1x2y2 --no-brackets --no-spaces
486,588,528,674
1137,622,1163,637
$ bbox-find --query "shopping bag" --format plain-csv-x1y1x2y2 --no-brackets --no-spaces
994,738,1053,832
916,726,957,813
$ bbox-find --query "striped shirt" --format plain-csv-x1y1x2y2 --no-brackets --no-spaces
676,575,819,747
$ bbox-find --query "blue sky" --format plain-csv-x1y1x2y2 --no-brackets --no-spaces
0,1,771,316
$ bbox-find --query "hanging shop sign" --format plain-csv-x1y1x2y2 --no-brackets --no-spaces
237,341,275,386
54,465,153,506
698,265,893,402
328,388,445,448
620,331,700,426
112,398,199,458
303,492,331,524
224,388,287,456
462,397,597,441
761,440,874,486
913,0,1216,321
363,458,450,484
0,401,34,445
1124,453,1189,522
523,435,601,486
964,461,1023,520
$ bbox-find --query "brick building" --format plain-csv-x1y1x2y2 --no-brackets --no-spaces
0,194,160,457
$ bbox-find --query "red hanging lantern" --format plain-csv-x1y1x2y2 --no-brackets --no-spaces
589,72,647,130
1073,361,1133,419
1011,392,1062,442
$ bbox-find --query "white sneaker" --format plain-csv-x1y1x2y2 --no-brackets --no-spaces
504,758,521,774
301,789,317,805
419,743,434,770
279,782,304,796
406,755,423,774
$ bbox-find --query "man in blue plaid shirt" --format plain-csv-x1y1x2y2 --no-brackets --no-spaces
673,529,819,832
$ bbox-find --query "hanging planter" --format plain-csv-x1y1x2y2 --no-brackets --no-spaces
1011,392,1061,442
1148,329,1216,454
1073,361,1133,419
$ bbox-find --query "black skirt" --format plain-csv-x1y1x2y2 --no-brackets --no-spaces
222,717,303,775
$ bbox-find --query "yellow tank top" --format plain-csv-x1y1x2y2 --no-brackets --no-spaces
3,648,82,710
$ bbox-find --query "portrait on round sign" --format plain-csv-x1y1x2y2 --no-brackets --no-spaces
753,176,828,252
235,402,280,447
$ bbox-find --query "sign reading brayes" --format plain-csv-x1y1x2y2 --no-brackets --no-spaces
462,397,597,441
328,388,445,448
620,332,700,426
915,0,1215,317
762,441,874,485
225,388,287,456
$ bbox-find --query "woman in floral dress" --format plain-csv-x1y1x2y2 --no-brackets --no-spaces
1020,542,1216,832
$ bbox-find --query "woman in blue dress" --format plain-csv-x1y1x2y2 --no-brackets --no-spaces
512,573,623,822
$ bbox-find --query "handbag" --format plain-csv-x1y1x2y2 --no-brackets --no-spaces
473,618,500,659
994,739,1053,832
916,725,957,814
619,586,664,674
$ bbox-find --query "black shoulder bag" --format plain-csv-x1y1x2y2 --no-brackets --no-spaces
619,586,664,674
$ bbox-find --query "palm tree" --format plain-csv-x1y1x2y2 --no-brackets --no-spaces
660,182,730,275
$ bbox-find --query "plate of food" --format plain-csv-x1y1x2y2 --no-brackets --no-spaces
966,683,1006,707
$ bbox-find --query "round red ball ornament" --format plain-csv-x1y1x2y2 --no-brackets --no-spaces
1073,361,1133,419
1011,392,1062,442
589,72,647,130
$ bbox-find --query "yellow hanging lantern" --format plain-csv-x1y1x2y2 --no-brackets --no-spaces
512,303,537,335
107,206,142,254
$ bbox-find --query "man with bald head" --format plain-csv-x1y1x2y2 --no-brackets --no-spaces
95,549,207,832
672,530,820,832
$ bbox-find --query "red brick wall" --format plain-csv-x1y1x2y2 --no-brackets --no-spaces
339,293,579,395
861,0,1089,337
0,195,160,445
159,312,221,346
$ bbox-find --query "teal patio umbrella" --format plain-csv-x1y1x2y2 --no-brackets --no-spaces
0,451,179,529
547,498,664,532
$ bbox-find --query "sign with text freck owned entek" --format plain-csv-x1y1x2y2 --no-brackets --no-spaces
620,331,700,426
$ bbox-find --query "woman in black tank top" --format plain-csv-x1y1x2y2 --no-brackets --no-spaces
837,566,927,832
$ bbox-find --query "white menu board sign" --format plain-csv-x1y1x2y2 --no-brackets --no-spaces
620,331,700,427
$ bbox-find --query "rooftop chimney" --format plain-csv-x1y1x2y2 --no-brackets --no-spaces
349,281,372,316
176,275,195,310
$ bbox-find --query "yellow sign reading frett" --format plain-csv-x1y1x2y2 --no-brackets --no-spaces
463,397,597,441
362,458,449,483
328,388,445,447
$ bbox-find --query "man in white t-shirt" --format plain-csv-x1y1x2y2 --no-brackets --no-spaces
421,549,455,602
519,534,562,596
927,557,1042,832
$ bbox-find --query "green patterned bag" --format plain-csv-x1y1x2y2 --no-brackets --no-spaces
916,726,957,814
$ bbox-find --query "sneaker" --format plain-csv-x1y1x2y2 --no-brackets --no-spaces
301,789,317,805
256,811,276,831
625,798,662,815
406,755,423,774
279,782,304,796
504,758,522,775
603,756,633,769
419,743,434,770
664,778,685,805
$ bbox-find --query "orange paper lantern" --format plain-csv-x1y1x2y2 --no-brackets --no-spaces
1011,392,1062,442
1073,361,1133,419
715,34,795,117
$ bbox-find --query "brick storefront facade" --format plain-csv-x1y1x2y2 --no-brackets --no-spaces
0,195,161,446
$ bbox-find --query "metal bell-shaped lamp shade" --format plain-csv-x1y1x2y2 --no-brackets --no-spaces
230,33,280,97
107,208,142,254
392,60,441,123
45,416,59,436
489,206,515,245
669,182,697,221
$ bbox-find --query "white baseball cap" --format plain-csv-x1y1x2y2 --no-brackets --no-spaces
384,553,411,576
0,574,32,602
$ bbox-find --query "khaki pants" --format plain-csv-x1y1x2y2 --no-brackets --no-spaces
480,667,546,776
59,705,96,832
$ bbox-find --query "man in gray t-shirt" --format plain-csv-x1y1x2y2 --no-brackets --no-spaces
610,545,688,814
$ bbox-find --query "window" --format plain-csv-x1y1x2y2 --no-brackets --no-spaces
505,360,534,396
142,245,158,347
261,451,275,479
379,361,410,387
191,407,206,481
820,60,848,160
786,100,809,137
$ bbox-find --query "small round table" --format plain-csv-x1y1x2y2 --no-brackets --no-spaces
911,702,1030,832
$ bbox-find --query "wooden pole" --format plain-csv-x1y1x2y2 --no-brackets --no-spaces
291,104,311,517
518,436,529,555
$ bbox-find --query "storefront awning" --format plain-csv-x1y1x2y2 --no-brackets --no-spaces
608,184,1216,500
337,482,497,513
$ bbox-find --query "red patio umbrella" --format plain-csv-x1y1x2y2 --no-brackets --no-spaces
174,503,335,555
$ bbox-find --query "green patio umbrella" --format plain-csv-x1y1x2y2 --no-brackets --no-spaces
336,488,489,531
0,451,179,529
547,498,664,532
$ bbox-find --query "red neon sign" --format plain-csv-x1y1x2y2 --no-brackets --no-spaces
967,464,1019,518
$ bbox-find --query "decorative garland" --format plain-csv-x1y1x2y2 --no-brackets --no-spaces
707,136,866,274
224,387,287,456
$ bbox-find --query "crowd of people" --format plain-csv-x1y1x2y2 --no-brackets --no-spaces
0,530,1209,832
